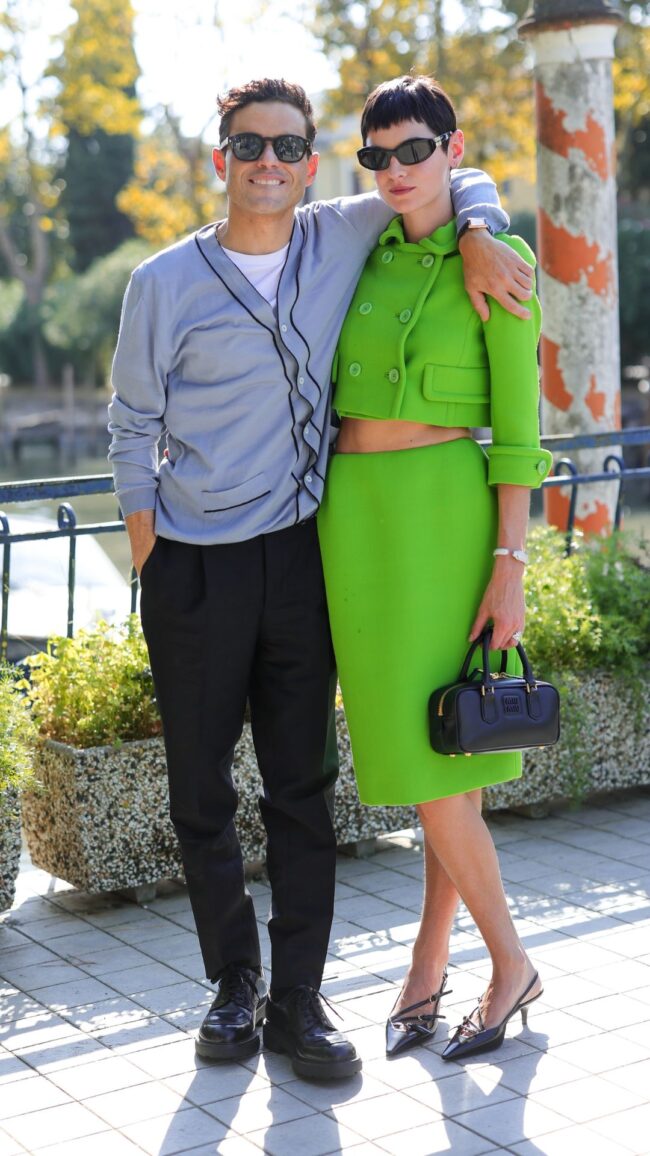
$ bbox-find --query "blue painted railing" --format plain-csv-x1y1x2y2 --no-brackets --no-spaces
1,427,649,660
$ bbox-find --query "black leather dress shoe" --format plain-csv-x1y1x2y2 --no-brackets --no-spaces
263,986,362,1080
196,965,268,1061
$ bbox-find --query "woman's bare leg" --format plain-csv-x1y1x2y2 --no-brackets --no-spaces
392,790,482,1015
414,790,540,1028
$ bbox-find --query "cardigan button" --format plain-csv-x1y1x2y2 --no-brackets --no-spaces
349,362,361,377
381,251,394,264
537,460,548,476
387,368,400,384
359,302,373,314
399,309,412,323
421,254,434,267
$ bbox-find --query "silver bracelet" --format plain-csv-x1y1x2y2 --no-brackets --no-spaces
493,547,528,566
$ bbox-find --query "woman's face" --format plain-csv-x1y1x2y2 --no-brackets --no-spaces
365,118,464,218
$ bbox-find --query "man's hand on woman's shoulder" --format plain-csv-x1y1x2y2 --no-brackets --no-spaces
459,231,534,322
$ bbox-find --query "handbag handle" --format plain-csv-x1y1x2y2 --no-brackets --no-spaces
458,626,537,691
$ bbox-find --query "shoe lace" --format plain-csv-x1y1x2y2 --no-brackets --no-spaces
216,966,258,1008
292,985,342,1031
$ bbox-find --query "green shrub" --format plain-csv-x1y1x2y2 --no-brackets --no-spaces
523,524,650,678
23,617,162,749
0,665,37,795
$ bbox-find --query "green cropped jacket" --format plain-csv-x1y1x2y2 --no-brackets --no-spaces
332,216,553,488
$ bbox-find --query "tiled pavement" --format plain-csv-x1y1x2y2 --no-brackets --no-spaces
3,792,650,1156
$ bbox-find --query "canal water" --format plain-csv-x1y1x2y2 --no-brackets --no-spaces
0,447,133,578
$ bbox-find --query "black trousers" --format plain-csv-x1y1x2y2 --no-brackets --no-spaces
140,520,338,992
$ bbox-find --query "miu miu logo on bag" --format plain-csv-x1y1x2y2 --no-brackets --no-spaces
503,696,521,714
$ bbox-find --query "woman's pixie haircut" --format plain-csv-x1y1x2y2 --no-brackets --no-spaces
360,75,456,146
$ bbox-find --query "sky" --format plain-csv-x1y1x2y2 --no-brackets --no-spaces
19,0,468,137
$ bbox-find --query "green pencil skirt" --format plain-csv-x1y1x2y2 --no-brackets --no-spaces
317,437,522,805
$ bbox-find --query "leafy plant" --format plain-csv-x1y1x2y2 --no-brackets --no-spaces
522,526,603,674
0,665,37,795
522,526,650,804
523,525,650,680
23,617,162,749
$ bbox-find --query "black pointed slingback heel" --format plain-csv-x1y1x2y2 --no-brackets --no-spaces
385,968,452,1057
442,971,542,1062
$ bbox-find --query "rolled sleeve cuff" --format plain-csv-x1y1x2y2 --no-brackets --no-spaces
116,485,158,518
486,445,553,488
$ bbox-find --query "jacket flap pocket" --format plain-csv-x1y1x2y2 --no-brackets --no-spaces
423,364,489,404
203,472,270,513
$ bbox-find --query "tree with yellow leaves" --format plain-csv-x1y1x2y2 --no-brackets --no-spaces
46,0,141,271
117,110,220,247
310,0,536,194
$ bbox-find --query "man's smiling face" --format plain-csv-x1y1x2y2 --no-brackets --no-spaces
213,100,319,220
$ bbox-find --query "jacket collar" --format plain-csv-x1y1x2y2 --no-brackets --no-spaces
378,215,458,256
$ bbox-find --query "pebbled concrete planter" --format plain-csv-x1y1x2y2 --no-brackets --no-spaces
19,717,417,895
22,738,182,893
20,674,648,895
0,789,22,912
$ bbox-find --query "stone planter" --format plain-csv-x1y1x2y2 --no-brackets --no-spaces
20,673,648,896
22,738,182,894
0,788,22,912
19,719,417,896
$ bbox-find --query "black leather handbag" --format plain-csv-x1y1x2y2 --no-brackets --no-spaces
428,627,560,757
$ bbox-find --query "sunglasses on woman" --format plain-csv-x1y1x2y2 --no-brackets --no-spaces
357,133,453,172
220,132,312,163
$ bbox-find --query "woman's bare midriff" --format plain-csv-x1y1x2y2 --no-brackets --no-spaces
336,417,471,454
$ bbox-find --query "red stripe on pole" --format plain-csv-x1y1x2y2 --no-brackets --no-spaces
545,488,613,535
540,335,574,411
539,209,615,298
585,374,607,420
536,82,610,179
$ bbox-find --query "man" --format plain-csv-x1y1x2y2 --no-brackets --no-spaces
109,78,533,1081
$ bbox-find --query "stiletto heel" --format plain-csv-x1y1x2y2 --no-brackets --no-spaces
442,971,542,1062
385,968,452,1057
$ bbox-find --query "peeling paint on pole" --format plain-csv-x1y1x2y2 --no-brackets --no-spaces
520,4,623,534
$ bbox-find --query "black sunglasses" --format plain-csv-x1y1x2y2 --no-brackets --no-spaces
357,133,452,172
221,132,312,163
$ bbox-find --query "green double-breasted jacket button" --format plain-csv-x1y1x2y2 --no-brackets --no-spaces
381,251,394,264
421,254,434,268
349,362,361,376
359,302,372,315
399,309,412,324
387,368,400,384
537,460,548,476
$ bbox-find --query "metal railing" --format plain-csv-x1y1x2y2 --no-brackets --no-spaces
1,427,649,661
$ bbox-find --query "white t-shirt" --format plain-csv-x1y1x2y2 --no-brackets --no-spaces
221,243,289,310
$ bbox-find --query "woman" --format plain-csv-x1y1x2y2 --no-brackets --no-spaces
318,75,552,1061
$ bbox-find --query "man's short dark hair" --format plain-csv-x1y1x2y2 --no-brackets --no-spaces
218,78,317,145
360,75,456,147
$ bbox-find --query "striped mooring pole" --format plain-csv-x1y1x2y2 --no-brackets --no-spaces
520,1,624,534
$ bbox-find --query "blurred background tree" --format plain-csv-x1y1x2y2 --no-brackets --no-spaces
45,0,141,272
311,0,536,185
0,1,65,387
